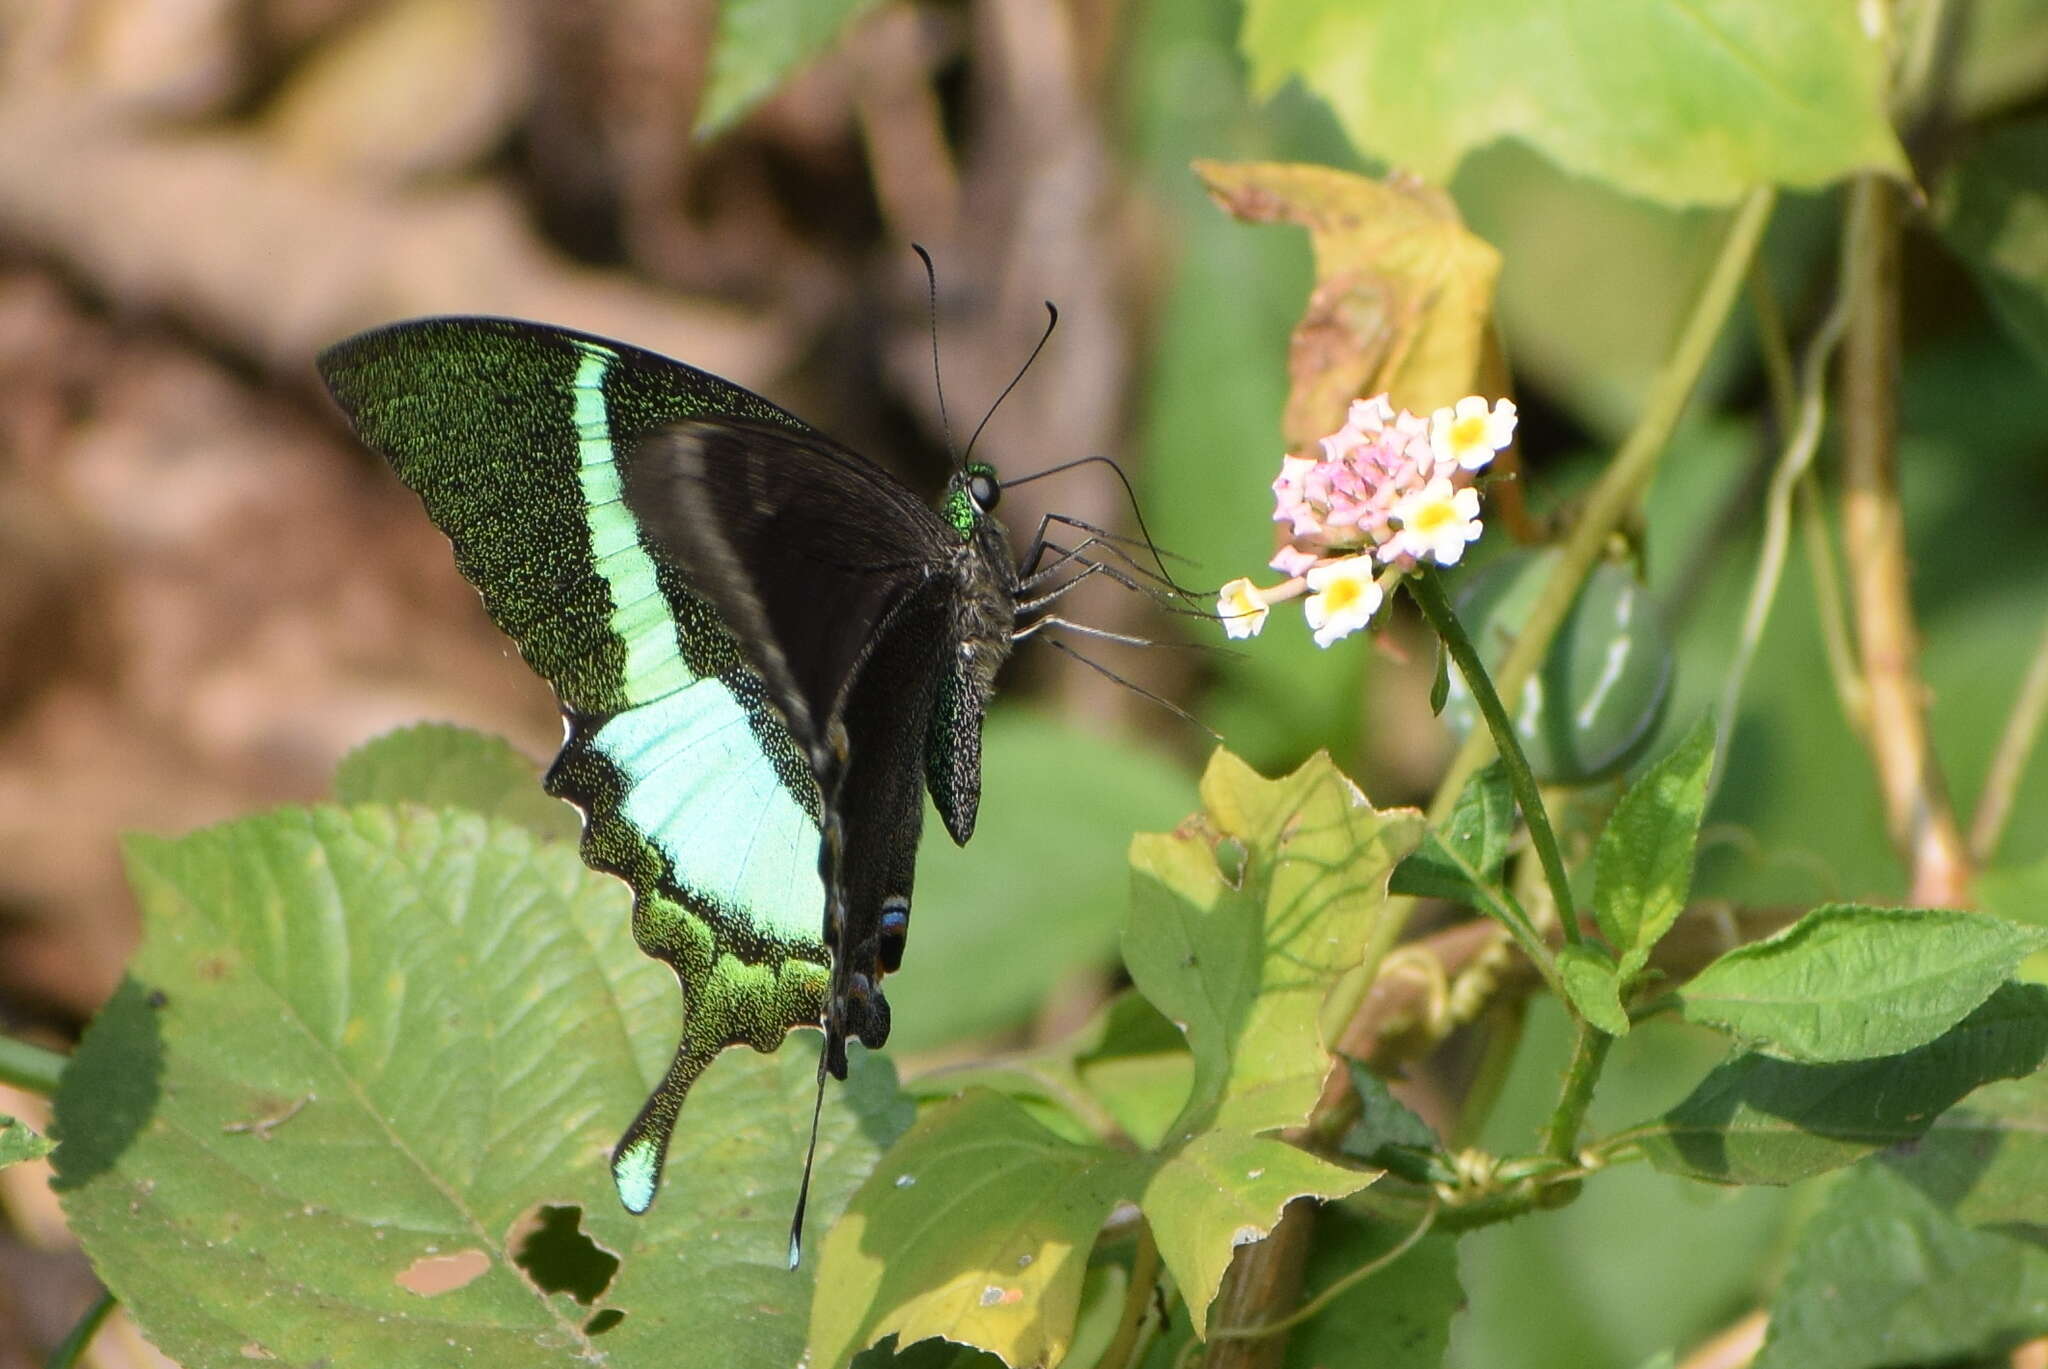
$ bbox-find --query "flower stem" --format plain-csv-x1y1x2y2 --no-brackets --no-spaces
46,1288,115,1369
1431,187,1776,815
0,1032,66,1095
1407,568,1582,950
1541,1017,1613,1161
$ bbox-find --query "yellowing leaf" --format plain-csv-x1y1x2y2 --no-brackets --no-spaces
1196,160,1502,447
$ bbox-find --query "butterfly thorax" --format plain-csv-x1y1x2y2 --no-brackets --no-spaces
922,465,1018,849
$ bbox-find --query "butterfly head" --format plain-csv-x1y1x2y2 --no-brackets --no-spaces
943,461,1002,540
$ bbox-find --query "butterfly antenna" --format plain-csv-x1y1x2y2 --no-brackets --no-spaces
912,243,957,459
788,1053,829,1269
1043,636,1222,741
962,302,1059,464
1006,455,1197,599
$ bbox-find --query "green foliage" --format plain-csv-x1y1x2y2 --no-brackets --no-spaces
1236,0,1907,206
1753,1163,2048,1369
1936,116,2048,373
0,1114,50,1169
333,722,583,844
1281,1211,1462,1369
1556,944,1630,1037
1879,1070,2048,1228
898,711,1193,1052
1390,761,1512,903
53,734,910,1369
1630,984,2048,1185
808,1090,1145,1369
813,749,1418,1363
1673,904,2048,1062
1594,719,1715,982
695,0,884,136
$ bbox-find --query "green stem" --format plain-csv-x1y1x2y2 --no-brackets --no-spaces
1407,568,1581,950
0,1033,66,1095
47,1289,115,1369
1431,187,1777,817
1427,835,1563,1001
1541,1019,1613,1161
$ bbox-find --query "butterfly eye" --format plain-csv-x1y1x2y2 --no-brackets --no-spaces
967,470,1000,512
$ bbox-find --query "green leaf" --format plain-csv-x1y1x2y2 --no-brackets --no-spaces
898,711,1193,1052
1430,638,1451,715
1753,1162,2048,1369
1557,944,1632,1037
697,0,885,136
1633,983,2048,1185
1880,1070,2048,1228
1282,1208,1461,1369
0,1113,50,1168
1339,1061,1440,1170
56,806,910,1369
1389,761,1513,903
1674,904,2048,1062
1125,750,1424,1138
1935,118,2048,374
1144,1129,1378,1337
1594,718,1715,980
1237,0,1908,207
1977,855,2048,982
333,722,579,844
806,1089,1146,1369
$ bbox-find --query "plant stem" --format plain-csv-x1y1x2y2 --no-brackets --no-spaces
1838,174,1973,905
1970,614,2048,865
1432,187,1776,817
1103,1225,1163,1369
0,1033,66,1095
46,1288,115,1369
1408,568,1582,950
1541,1018,1613,1161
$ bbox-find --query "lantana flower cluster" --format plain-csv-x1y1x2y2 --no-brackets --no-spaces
1218,394,1515,647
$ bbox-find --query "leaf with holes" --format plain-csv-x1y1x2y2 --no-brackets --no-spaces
56,803,909,1369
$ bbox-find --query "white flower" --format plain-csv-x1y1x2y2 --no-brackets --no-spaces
1217,578,1270,639
1429,396,1516,473
1303,557,1384,648
1382,478,1484,566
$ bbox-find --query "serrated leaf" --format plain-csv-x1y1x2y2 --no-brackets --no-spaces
1754,1163,2048,1369
0,1113,50,1168
1935,118,2048,374
1880,1071,2048,1228
1595,719,1714,980
1675,905,2048,1062
806,1089,1146,1369
334,723,580,844
1282,1208,1461,1369
1978,855,2048,982
1557,944,1631,1037
1194,161,1502,445
1389,761,1513,903
1143,1129,1378,1338
1634,983,2048,1186
57,805,909,1369
1238,0,1908,207
1125,750,1424,1139
697,0,885,136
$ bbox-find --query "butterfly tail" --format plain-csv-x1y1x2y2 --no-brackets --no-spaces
609,1037,719,1214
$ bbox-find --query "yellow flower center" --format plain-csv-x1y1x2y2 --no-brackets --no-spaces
1322,576,1365,613
1411,498,1458,534
1450,414,1488,452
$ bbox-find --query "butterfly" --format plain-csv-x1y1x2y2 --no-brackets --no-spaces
317,313,1140,1261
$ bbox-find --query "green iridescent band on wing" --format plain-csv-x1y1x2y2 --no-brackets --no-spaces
318,317,835,1211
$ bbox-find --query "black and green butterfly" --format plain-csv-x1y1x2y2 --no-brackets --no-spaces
317,314,1136,1258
